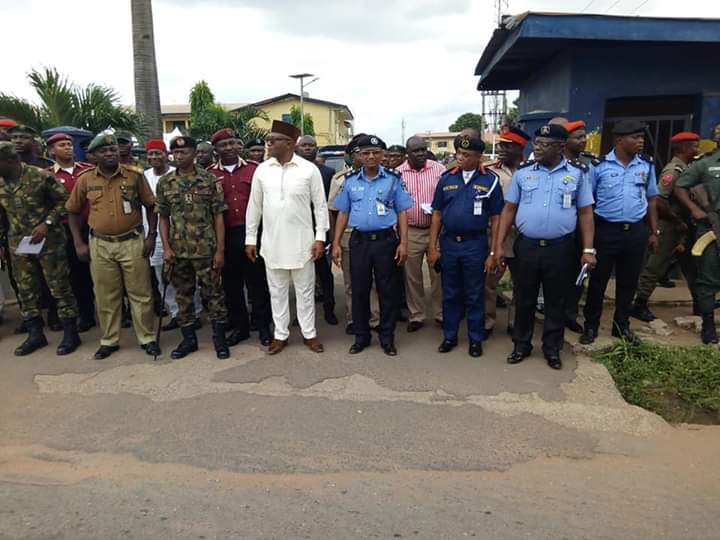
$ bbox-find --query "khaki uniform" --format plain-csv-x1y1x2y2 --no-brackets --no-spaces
0,164,77,321
635,156,697,304
328,169,379,326
155,167,228,328
67,164,156,346
484,161,516,330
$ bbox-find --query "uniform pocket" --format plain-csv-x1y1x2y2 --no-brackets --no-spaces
520,182,538,204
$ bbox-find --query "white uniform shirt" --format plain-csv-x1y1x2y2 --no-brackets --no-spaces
144,166,175,266
245,154,329,269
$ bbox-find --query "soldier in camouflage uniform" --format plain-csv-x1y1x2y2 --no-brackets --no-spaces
674,145,720,344
631,132,701,322
0,142,80,356
156,136,230,359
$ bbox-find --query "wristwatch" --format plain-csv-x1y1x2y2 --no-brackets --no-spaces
582,248,597,255
44,218,53,226
654,229,661,236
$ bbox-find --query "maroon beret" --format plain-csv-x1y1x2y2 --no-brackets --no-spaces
211,128,238,145
46,133,73,146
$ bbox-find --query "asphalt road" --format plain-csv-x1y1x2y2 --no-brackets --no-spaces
1,285,718,540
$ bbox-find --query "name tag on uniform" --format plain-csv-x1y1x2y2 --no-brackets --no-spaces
473,200,483,216
563,190,572,209
376,200,387,216
122,200,133,215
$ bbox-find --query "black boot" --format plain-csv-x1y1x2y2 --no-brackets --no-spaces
701,314,718,345
630,301,656,322
46,306,62,332
171,326,198,359
56,318,81,355
14,317,49,356
212,321,230,360
14,320,29,334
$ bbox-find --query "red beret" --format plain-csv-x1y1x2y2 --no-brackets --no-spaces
145,139,167,152
0,118,17,128
46,133,73,146
211,128,238,145
498,126,531,147
670,132,700,143
565,120,586,133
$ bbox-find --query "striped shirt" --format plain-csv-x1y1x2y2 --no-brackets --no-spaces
398,159,446,227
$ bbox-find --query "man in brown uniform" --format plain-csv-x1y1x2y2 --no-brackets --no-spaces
485,127,530,336
66,133,160,360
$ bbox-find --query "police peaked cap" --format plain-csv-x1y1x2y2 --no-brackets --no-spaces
355,135,387,151
454,135,485,152
612,120,646,136
535,124,568,140
170,136,198,150
387,144,406,154
245,137,265,148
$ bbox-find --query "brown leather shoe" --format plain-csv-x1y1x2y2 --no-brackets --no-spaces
267,339,288,355
303,337,324,353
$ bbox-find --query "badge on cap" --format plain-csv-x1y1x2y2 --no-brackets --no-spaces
460,139,470,149
176,138,185,147
540,126,551,136
370,137,379,145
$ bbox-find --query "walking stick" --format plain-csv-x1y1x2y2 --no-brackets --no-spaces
154,261,173,361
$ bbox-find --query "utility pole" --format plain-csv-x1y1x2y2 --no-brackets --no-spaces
401,117,406,143
289,73,319,136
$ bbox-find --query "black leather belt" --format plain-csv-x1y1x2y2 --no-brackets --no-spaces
351,229,396,241
595,215,643,231
518,233,573,247
443,231,486,242
90,226,143,242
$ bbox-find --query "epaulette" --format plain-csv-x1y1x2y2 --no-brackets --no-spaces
441,166,459,176
344,168,360,178
568,159,589,173
673,166,685,175
638,154,654,164
120,163,144,175
77,166,97,176
517,159,536,169
384,167,401,178
580,151,600,166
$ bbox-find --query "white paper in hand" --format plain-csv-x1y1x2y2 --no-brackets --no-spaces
15,236,45,255
421,203,433,215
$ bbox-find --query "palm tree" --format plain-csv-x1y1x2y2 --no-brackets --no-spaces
131,0,162,138
0,67,145,134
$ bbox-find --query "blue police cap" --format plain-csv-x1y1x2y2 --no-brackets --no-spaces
356,135,387,151
454,135,485,153
534,124,568,141
612,120,646,136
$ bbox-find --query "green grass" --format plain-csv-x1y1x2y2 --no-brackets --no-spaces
594,341,720,424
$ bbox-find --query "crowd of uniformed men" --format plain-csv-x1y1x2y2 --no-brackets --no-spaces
0,115,719,369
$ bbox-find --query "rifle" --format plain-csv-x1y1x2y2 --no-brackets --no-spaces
154,261,173,361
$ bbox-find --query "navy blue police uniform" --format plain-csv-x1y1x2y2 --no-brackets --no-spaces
581,120,658,344
432,161,504,348
332,136,413,353
504,124,594,367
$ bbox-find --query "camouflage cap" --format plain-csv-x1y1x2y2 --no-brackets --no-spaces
7,125,38,136
115,131,134,143
0,141,18,160
87,133,118,153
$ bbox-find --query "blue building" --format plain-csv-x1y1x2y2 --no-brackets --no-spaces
475,12,720,165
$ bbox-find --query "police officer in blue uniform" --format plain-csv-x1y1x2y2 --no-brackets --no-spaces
332,135,413,356
580,120,659,345
428,136,504,357
495,124,596,369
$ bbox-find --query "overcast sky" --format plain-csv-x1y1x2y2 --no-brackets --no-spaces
4,0,719,143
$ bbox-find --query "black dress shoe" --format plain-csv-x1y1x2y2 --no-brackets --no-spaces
382,343,397,356
162,317,180,331
94,345,119,360
579,328,597,345
345,323,355,335
545,351,562,370
507,347,531,364
349,342,368,354
611,326,641,345
407,321,423,333
258,327,272,346
324,308,339,325
469,341,483,357
565,319,583,334
142,341,162,357
438,339,457,353
226,329,250,347
630,303,656,323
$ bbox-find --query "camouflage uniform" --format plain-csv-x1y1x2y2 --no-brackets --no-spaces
635,156,697,305
155,166,228,327
0,163,78,321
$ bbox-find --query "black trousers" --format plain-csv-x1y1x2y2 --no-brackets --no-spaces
224,225,272,334
564,234,584,322
47,224,95,322
315,251,335,310
583,218,648,331
512,235,575,354
350,229,399,345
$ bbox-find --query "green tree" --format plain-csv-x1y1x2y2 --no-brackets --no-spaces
449,112,484,133
290,105,315,136
188,80,268,142
0,67,146,135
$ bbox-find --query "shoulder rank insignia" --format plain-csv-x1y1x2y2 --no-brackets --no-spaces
639,154,654,164
568,159,589,173
344,168,360,178
517,159,536,170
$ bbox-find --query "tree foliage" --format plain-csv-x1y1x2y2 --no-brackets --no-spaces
449,112,484,133
188,80,268,143
290,105,315,136
0,67,146,135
